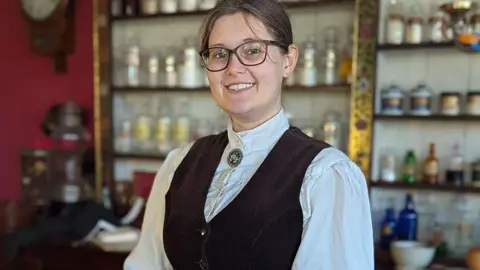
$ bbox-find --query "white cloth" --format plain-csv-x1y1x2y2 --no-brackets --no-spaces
124,109,374,270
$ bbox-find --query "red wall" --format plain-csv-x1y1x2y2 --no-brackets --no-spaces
0,2,93,200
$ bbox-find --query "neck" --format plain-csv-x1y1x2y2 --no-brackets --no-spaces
230,105,282,132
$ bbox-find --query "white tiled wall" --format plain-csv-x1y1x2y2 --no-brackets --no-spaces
110,5,355,181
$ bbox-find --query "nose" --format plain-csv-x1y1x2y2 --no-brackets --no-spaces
226,53,246,75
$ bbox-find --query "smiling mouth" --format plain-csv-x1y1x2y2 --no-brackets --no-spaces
225,83,255,93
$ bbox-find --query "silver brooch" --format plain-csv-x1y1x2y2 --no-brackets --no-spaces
227,148,243,168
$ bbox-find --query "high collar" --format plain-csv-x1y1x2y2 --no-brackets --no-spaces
226,109,289,153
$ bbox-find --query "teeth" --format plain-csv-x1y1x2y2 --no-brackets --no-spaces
227,83,253,91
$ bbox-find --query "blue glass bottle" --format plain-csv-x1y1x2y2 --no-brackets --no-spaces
396,193,418,240
379,207,396,250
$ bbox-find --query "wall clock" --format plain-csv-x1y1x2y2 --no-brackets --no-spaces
20,0,76,73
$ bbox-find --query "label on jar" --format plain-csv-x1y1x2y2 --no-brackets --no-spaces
441,96,460,115
467,95,480,115
411,96,431,115
381,97,403,115
134,117,151,141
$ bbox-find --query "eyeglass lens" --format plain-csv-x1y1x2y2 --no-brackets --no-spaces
201,41,268,71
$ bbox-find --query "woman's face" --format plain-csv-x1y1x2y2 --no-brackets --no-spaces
206,12,297,123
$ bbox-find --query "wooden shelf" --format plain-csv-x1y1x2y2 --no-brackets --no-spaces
370,181,480,194
115,152,167,160
376,42,456,51
374,114,480,122
112,84,351,93
111,0,354,21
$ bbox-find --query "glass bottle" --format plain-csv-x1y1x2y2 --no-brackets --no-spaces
401,150,417,183
379,202,397,250
124,32,142,87
174,101,191,148
422,142,439,184
133,100,153,152
155,105,172,155
339,24,353,84
446,143,465,185
321,110,342,149
297,36,318,87
385,0,405,44
319,27,340,85
147,49,161,87
396,193,418,240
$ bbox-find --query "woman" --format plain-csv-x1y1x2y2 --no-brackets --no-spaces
124,0,373,269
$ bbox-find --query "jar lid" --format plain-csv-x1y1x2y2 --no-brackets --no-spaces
467,91,480,95
441,92,461,96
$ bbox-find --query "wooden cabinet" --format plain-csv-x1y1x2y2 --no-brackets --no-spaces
5,243,127,270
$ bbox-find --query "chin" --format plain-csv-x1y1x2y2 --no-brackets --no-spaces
222,103,255,118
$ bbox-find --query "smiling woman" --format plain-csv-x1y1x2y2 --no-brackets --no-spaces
124,0,374,269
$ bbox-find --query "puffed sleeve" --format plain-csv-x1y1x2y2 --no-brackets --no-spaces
124,144,192,270
292,159,374,270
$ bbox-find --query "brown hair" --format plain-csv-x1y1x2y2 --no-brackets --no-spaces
199,0,293,53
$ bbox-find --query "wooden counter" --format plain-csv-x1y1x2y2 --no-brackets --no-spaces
2,241,128,270
1,242,470,270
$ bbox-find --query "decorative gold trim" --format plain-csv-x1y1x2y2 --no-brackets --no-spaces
347,0,377,180
92,0,102,201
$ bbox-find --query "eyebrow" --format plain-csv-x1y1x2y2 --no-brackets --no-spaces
209,38,257,48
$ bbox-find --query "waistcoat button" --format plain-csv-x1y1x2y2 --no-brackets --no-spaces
199,259,206,269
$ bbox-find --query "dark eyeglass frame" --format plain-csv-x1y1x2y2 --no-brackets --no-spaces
199,40,289,72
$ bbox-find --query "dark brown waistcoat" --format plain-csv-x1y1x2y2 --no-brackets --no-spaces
163,126,329,270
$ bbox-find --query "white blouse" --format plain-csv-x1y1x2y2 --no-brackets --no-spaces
124,109,374,270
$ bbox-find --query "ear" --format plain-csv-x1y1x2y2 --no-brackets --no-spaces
282,44,298,78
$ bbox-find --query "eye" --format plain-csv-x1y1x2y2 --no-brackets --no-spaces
211,48,228,60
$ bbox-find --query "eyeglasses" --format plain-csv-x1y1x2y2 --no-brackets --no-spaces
199,40,288,72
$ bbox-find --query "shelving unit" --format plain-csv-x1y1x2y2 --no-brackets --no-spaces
110,0,355,21
92,0,377,195
371,181,480,194
376,42,456,51
112,84,352,93
368,0,480,254
374,114,480,121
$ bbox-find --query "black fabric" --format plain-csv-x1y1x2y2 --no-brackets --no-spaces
163,126,330,270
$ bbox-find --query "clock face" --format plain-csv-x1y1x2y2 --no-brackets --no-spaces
21,0,62,20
